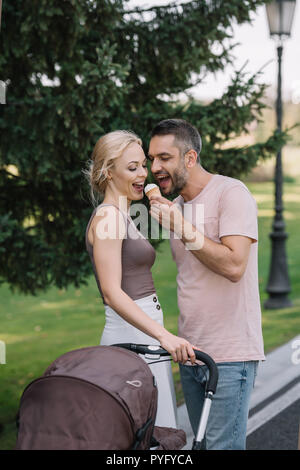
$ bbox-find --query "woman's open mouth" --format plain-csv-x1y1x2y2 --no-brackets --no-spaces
132,182,144,193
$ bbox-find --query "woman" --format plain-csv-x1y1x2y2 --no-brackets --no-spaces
84,130,195,428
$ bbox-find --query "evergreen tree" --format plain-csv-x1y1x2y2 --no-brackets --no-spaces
0,0,288,294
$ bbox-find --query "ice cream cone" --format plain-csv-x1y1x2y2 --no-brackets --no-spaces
144,183,161,200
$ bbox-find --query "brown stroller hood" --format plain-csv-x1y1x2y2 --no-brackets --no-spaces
15,345,186,450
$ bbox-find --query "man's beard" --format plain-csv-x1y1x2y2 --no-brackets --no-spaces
166,164,189,196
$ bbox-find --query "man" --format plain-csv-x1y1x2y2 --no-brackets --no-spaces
147,118,265,450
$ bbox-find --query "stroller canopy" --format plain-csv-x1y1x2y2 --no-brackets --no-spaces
16,346,158,450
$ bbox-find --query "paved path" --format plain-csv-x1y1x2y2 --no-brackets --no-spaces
177,335,300,450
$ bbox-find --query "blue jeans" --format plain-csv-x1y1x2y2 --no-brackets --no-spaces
179,361,258,450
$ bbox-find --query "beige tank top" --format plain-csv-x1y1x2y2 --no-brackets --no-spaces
85,204,156,304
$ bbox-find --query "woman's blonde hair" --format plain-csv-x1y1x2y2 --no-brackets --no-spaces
83,130,142,206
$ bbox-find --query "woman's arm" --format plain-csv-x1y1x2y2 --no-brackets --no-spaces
92,206,196,364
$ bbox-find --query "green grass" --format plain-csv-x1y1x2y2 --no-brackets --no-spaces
1,179,300,449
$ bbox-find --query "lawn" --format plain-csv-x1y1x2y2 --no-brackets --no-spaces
0,179,300,450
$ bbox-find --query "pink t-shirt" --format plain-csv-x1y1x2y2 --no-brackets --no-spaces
170,174,265,363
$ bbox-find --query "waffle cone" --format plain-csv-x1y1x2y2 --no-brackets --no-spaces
145,187,161,199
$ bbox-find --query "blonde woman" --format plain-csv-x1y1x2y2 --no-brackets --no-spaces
83,130,195,428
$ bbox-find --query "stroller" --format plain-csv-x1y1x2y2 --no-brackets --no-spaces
15,344,218,450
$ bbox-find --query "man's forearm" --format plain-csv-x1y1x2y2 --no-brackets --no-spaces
180,220,239,282
150,199,245,282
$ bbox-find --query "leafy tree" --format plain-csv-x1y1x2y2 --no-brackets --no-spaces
0,0,288,294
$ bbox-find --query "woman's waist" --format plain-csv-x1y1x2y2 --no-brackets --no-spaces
104,293,164,325
105,292,160,310
121,277,156,302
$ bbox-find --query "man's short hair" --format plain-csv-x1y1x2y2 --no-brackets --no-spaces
151,119,202,163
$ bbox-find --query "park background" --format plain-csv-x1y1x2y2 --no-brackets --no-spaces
1,0,300,450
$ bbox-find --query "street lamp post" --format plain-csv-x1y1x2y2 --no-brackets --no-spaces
264,0,296,309
0,1,5,105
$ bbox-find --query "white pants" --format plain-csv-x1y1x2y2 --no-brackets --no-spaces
100,293,178,429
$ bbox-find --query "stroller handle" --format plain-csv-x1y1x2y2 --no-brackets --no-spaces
113,343,218,395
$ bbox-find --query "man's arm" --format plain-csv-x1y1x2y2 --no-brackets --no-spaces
150,197,253,283
181,229,252,283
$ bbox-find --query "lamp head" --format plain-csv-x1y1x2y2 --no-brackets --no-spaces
266,0,296,38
